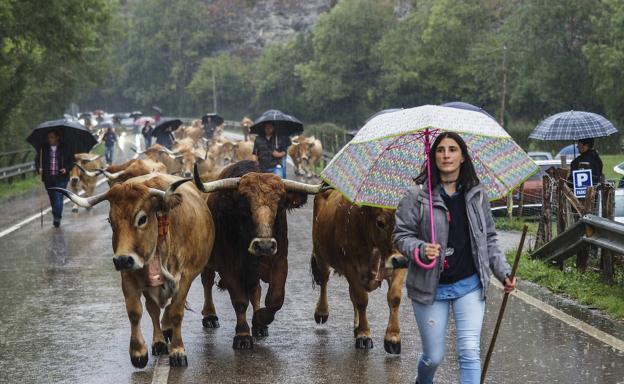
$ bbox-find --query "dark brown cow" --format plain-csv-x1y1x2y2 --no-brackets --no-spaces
53,174,215,367
311,189,406,353
194,161,323,349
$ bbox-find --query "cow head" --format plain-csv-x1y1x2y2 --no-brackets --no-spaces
194,163,324,256
220,140,237,165
50,178,190,271
71,155,102,185
364,206,397,258
100,160,167,186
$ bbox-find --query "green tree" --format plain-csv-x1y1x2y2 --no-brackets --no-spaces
296,0,394,128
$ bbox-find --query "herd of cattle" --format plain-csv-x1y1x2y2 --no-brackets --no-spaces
57,118,405,368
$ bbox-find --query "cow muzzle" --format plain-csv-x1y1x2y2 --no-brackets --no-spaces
113,254,143,271
70,176,80,184
249,238,278,256
182,171,193,178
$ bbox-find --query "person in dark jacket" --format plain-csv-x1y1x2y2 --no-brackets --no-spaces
203,116,217,140
141,122,153,149
36,130,74,227
103,128,118,165
155,127,175,150
568,137,603,185
393,132,516,384
252,122,290,178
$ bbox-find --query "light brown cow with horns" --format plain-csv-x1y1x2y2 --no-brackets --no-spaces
51,174,215,368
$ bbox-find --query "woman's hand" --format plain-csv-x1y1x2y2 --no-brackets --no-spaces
503,276,517,293
423,243,441,260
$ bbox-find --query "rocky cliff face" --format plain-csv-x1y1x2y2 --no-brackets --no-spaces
204,0,414,56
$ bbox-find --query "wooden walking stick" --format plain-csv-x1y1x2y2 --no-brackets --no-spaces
480,224,528,384
39,148,44,228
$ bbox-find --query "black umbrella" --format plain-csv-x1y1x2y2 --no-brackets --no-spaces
441,101,496,121
152,106,162,114
202,113,224,126
129,111,143,119
250,109,303,136
151,118,183,137
26,119,97,154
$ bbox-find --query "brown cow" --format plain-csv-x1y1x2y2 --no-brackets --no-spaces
311,189,406,354
133,144,183,174
194,161,323,349
69,153,104,212
234,140,255,162
101,159,167,185
241,117,253,141
53,174,215,367
288,136,323,178
175,120,204,142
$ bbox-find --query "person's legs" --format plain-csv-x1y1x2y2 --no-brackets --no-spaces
44,179,59,221
51,179,69,226
412,299,450,384
105,145,113,164
266,167,282,178
452,288,485,384
281,157,287,178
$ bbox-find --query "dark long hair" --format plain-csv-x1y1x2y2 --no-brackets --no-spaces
414,131,480,191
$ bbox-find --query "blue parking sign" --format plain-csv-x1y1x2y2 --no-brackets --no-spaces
572,169,592,198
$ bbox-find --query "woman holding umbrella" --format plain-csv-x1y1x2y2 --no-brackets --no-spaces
393,132,516,384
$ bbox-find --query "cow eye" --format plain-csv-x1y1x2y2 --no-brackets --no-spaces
135,211,148,228
375,218,386,230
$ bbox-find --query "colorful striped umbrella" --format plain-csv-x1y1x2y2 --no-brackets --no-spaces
322,105,538,210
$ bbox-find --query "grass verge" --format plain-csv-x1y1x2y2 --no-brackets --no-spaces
495,217,538,234
0,174,41,200
602,154,623,183
507,251,624,320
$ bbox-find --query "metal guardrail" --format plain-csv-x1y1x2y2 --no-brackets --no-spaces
0,162,36,181
0,149,35,181
531,214,624,262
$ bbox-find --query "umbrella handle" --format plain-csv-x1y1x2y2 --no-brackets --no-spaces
424,129,436,245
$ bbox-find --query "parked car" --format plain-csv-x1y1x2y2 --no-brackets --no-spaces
614,161,624,188
615,189,624,224
491,159,572,216
528,151,553,161
555,144,578,160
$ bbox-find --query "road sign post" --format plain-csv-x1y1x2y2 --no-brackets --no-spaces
572,169,592,199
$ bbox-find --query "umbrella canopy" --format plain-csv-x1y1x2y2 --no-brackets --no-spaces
151,118,182,137
529,110,618,141
322,105,538,209
130,111,143,119
202,113,224,126
250,109,303,136
151,106,162,114
27,119,97,154
133,117,155,126
441,101,496,121
365,108,403,124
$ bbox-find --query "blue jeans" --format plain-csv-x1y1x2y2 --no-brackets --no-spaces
105,145,114,164
411,287,485,384
144,137,152,149
267,158,287,178
45,178,69,220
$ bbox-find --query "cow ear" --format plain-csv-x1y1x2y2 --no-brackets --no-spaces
285,192,308,209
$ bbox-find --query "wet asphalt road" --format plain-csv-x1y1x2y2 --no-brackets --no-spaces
1,136,623,384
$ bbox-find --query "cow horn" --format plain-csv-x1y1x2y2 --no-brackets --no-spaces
131,146,145,155
193,163,239,193
48,188,108,208
100,169,125,180
75,163,101,178
282,179,324,195
148,178,192,201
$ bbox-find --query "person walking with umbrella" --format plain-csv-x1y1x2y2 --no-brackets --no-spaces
393,132,517,384
103,127,118,165
252,122,291,178
141,120,153,149
152,118,182,150
34,130,74,227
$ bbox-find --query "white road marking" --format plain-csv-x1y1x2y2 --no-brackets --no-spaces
491,279,624,352
151,356,170,384
0,178,107,239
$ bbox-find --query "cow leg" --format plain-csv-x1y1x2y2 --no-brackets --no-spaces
384,268,406,355
69,181,81,212
348,280,373,350
144,293,168,356
121,276,149,368
311,253,330,324
201,268,220,328
250,282,267,338
160,274,195,367
227,285,254,350
252,258,287,338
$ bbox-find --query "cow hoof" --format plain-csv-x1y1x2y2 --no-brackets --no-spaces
131,353,148,368
355,337,373,350
252,324,269,338
202,315,220,329
152,341,168,356
163,329,173,343
169,352,188,367
384,339,401,354
314,313,328,324
71,207,79,213
232,335,254,350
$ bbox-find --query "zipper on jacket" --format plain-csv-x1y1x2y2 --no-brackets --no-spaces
471,202,483,232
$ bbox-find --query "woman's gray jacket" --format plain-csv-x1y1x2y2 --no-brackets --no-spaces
393,183,511,305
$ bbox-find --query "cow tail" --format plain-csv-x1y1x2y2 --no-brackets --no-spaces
310,253,322,287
